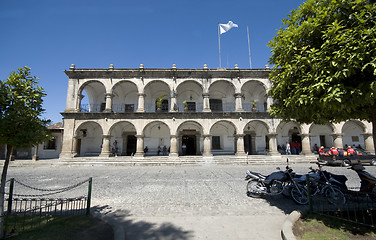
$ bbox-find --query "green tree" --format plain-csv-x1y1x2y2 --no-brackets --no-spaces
268,0,376,150
0,67,50,238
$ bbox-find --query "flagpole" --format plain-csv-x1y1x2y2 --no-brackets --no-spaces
247,25,252,69
218,23,221,68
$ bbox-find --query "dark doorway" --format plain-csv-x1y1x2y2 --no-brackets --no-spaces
319,135,326,148
291,133,302,154
127,135,137,156
182,135,196,155
244,134,256,155
77,139,81,156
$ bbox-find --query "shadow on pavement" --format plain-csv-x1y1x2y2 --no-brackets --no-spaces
262,194,308,214
92,205,194,240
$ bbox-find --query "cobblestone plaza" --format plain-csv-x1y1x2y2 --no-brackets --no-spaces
6,162,376,239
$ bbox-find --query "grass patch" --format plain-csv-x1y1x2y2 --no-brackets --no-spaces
8,215,113,240
294,213,376,240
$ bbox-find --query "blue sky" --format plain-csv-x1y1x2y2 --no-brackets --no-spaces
0,0,305,124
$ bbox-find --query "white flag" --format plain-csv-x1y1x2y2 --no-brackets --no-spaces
219,21,238,34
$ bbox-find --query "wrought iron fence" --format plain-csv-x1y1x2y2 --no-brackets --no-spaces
3,177,92,238
306,176,376,228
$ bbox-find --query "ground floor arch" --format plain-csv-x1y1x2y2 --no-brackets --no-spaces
109,121,137,156
177,121,203,156
74,121,103,156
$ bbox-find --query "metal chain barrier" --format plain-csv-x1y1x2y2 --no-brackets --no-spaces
5,178,90,198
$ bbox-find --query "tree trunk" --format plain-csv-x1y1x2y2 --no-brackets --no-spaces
0,145,12,239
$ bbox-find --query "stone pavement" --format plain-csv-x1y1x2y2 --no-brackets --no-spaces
5,162,376,239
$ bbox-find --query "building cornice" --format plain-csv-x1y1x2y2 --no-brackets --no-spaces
64,68,271,79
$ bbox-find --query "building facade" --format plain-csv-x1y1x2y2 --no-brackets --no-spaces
59,64,375,160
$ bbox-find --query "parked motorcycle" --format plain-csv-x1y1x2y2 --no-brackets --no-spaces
245,160,298,198
348,164,376,200
292,163,347,205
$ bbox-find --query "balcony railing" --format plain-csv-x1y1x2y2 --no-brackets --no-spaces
80,103,268,113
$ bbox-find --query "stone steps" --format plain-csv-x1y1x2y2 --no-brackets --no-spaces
6,154,319,167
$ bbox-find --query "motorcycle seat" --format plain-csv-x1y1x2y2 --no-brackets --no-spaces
247,170,267,180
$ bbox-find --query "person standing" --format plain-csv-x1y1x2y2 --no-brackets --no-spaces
182,143,187,155
112,140,118,157
285,142,291,155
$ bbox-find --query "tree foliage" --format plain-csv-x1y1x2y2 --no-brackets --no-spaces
268,0,376,125
0,67,50,149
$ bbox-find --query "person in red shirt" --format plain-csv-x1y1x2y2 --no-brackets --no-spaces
329,147,338,155
318,146,324,155
347,146,356,156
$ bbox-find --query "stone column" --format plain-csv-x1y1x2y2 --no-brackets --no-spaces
59,119,75,159
32,145,39,161
266,96,273,112
75,94,84,112
203,134,212,156
100,135,112,157
72,136,78,157
136,93,146,112
236,134,246,156
267,133,280,156
134,135,144,157
300,133,314,155
202,93,211,112
196,135,201,155
362,133,375,154
234,93,244,112
104,93,113,112
332,133,344,149
170,90,177,112
169,135,178,157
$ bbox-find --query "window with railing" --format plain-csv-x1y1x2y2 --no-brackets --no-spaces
209,99,222,112
187,102,196,112
124,104,134,112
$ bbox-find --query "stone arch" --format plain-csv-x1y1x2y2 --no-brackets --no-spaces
309,123,335,148
143,121,171,156
209,120,237,155
342,120,367,149
176,80,204,112
111,81,139,113
244,120,270,154
78,80,107,113
241,80,268,112
144,80,171,112
74,121,103,156
109,121,137,156
177,120,204,156
276,121,302,153
208,80,236,112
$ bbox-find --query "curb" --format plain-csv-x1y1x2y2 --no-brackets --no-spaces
91,211,126,240
281,211,301,240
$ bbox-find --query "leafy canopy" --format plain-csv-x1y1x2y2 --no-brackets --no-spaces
268,0,376,124
0,67,50,149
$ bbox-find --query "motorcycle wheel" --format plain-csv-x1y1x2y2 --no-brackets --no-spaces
290,185,309,205
247,180,262,198
325,187,346,205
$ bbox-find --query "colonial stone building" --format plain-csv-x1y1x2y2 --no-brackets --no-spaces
59,64,374,160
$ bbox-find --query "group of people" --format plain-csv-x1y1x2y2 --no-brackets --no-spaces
318,145,360,156
278,141,301,155
144,145,169,155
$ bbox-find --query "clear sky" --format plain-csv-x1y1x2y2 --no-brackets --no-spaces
0,0,305,124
